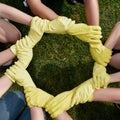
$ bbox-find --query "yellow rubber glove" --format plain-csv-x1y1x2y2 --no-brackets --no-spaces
67,22,111,66
46,89,77,118
45,78,94,118
67,23,102,43
28,16,45,47
11,17,45,56
90,43,112,66
10,36,34,68
5,62,36,88
16,48,33,69
10,16,45,60
44,16,75,34
92,62,110,89
24,87,54,108
30,16,75,34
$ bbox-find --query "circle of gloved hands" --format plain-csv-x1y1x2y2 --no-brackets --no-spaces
4,16,112,118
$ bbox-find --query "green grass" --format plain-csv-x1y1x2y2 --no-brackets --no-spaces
1,0,120,119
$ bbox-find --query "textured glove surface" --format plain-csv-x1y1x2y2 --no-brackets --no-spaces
5,62,36,88
11,17,45,55
45,78,94,118
45,16,75,34
90,44,112,66
92,62,110,89
45,90,75,118
10,36,33,68
28,16,45,47
24,87,54,108
67,23,102,43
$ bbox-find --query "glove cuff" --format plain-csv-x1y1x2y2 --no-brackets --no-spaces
10,45,16,55
4,70,15,83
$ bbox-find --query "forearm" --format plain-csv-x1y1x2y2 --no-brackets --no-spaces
104,22,120,50
0,48,15,66
109,72,120,83
0,75,13,97
54,112,73,120
84,0,99,25
30,107,45,120
0,3,32,26
27,0,58,20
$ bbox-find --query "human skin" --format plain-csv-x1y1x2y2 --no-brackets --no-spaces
26,0,99,26
26,0,58,20
104,22,120,69
0,3,46,120
44,72,120,118
0,3,32,26
84,0,99,25
0,4,73,118
0,3,32,65
93,72,120,103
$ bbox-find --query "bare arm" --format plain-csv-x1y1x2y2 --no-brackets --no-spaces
30,107,45,120
84,0,99,25
0,75,13,97
0,48,15,66
26,0,58,20
109,72,120,83
0,76,45,120
0,3,32,26
104,22,120,50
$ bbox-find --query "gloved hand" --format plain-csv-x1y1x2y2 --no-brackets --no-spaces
10,16,46,62
92,62,110,89
10,36,33,69
5,62,36,88
11,17,46,56
29,16,75,35
28,16,45,47
45,89,76,118
45,78,94,118
24,87,54,108
67,23,102,43
90,44,112,66
16,48,33,69
44,16,75,34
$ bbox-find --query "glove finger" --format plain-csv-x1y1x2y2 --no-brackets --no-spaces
26,94,38,107
93,75,99,89
50,109,64,119
46,95,67,111
91,26,101,31
96,75,101,89
46,93,68,108
89,36,102,42
46,103,65,117
46,103,59,114
104,75,109,87
24,87,35,94
105,56,111,62
90,30,102,35
46,98,60,109
24,87,35,97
